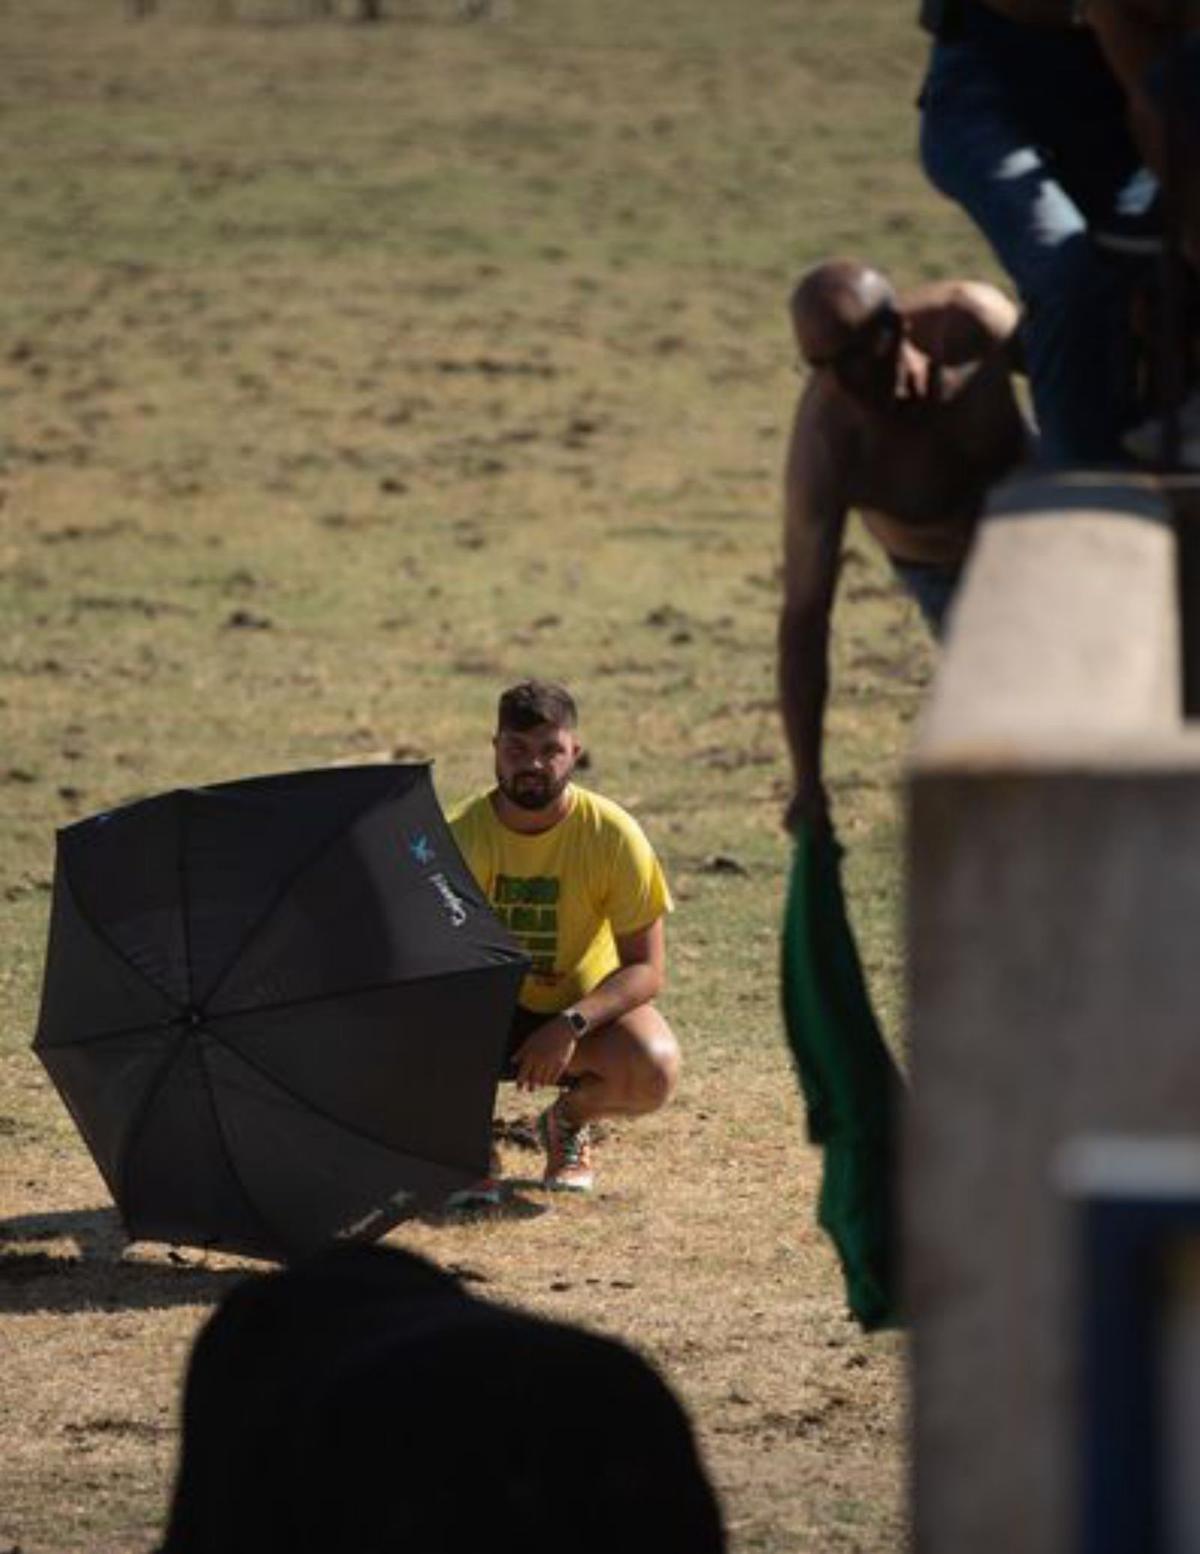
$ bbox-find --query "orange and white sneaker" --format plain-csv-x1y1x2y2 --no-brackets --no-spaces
537,1099,594,1193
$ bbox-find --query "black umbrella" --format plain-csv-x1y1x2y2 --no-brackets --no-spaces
32,763,528,1263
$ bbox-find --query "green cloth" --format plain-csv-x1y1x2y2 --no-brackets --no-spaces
781,824,903,1330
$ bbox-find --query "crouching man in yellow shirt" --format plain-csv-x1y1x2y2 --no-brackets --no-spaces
448,680,680,1196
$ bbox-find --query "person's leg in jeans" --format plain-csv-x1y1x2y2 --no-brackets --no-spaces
919,33,1139,467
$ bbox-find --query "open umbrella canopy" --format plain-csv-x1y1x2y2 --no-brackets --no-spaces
33,763,528,1263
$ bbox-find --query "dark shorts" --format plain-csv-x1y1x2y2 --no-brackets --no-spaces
888,556,962,639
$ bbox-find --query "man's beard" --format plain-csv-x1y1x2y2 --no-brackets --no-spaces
497,768,571,812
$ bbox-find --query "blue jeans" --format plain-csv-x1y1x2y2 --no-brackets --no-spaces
919,2,1148,467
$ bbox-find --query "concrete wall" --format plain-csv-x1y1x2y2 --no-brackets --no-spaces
906,473,1200,1554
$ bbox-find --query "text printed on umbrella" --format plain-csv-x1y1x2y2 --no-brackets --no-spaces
429,872,468,927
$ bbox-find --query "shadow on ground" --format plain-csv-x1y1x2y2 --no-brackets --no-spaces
421,1190,551,1228
0,1250,251,1314
0,1207,254,1313
0,1195,553,1312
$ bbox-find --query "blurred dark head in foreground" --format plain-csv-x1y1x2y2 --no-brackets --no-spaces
158,1243,725,1554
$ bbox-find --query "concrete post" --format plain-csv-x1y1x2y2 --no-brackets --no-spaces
905,473,1200,1554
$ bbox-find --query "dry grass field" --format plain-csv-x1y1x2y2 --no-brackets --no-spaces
0,1,1000,1548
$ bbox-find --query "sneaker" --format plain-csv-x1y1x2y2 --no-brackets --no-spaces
1094,168,1164,257
1123,387,1200,469
445,1147,504,1210
537,1099,594,1193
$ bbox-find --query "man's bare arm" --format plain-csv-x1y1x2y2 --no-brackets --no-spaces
511,920,665,1090
906,280,1022,369
778,391,850,834
578,918,665,1028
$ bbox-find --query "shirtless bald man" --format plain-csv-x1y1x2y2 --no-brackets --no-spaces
780,258,1030,832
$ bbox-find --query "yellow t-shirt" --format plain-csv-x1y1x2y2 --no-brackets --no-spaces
447,784,673,1015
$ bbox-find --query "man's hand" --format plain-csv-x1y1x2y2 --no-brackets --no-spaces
512,1017,578,1091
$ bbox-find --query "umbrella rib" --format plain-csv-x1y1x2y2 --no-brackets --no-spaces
114,1026,191,1222
178,790,196,1008
193,1035,288,1254
203,959,521,1174
40,1016,181,1050
210,957,522,1022
195,774,416,1012
36,960,522,1049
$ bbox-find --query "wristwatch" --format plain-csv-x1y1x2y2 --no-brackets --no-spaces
562,1006,590,1038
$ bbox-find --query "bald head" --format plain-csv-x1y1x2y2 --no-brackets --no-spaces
790,260,898,367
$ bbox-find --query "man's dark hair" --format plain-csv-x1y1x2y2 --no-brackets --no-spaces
496,680,578,733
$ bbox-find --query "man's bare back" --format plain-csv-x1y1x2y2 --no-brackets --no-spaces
779,262,1029,831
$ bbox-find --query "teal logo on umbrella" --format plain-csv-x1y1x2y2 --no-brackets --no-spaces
408,833,435,866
